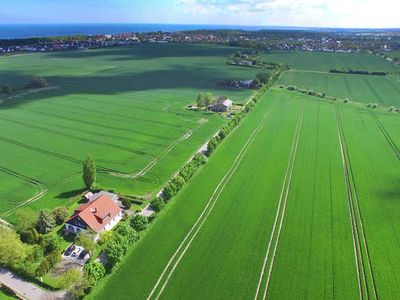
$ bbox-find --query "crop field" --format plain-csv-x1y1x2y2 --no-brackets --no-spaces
0,43,262,218
278,70,400,106
90,87,400,299
259,50,399,72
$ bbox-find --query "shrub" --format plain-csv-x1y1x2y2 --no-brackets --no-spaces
130,214,148,232
84,262,105,287
105,235,129,267
121,197,132,209
52,206,69,225
20,228,40,244
150,197,166,212
75,233,95,253
37,210,55,234
389,106,395,112
1,84,12,94
116,223,138,244
35,259,50,276
42,234,60,255
287,85,297,91
28,77,48,89
343,99,349,103
307,90,316,96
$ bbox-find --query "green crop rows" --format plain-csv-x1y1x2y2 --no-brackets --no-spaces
0,43,262,218
91,84,400,299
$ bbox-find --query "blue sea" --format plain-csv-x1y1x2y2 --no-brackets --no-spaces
0,23,281,40
0,23,362,40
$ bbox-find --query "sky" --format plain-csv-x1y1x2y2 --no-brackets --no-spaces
1,0,399,28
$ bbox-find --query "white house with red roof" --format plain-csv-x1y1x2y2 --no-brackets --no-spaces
65,193,124,239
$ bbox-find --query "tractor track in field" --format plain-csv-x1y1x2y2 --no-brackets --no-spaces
254,100,304,300
335,107,378,300
0,115,150,156
0,166,47,217
146,109,274,300
362,78,384,105
370,112,400,161
343,76,355,98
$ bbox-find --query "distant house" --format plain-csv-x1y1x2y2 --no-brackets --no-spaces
209,99,233,112
65,194,123,240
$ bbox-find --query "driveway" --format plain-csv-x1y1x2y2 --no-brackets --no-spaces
0,267,66,300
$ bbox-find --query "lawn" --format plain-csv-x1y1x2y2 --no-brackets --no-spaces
90,88,400,299
0,43,262,219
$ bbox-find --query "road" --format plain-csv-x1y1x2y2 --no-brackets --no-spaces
0,267,66,300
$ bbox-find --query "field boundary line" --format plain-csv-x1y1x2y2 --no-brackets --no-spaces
335,107,378,300
254,100,304,300
146,108,274,300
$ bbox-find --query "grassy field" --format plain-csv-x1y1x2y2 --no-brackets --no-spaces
279,70,400,106
0,43,263,218
259,50,399,72
90,87,400,299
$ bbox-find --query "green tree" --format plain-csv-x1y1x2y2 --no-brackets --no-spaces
0,227,27,268
42,234,60,254
69,272,92,299
75,233,95,253
1,84,12,94
83,262,105,286
59,268,81,289
83,155,96,189
52,206,69,225
15,209,38,232
150,197,165,212
204,92,214,106
116,224,138,244
130,214,148,232
105,235,129,267
37,210,56,234
196,93,205,108
256,72,269,84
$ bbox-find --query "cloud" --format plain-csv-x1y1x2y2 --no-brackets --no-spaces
177,0,400,28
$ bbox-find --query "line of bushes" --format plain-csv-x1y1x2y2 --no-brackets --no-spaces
329,69,387,76
280,85,350,103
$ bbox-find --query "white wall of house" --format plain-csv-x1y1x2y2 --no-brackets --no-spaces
102,210,123,232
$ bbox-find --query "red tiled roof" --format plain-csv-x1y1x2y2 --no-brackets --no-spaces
67,195,122,232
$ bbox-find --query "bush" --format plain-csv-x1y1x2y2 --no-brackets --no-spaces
28,77,48,89
130,214,148,232
20,228,40,244
35,259,50,276
389,106,395,112
343,99,349,103
105,235,129,267
42,234,60,255
75,233,95,253
116,223,138,244
121,197,132,209
1,84,12,94
150,197,166,212
287,85,297,91
84,262,105,287
307,90,316,96
52,206,69,225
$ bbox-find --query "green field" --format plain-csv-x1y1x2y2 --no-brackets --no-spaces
0,43,266,218
259,50,399,72
90,86,400,299
279,70,400,106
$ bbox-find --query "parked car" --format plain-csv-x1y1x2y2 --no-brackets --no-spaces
71,246,83,258
64,244,76,256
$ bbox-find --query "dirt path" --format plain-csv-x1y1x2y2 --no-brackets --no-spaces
147,109,273,300
254,100,304,300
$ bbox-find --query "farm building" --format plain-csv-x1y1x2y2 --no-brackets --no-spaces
65,194,124,240
208,99,233,112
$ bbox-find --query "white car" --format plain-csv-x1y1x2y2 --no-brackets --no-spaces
71,246,83,258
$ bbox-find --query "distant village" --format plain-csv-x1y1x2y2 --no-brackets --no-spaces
1,29,400,55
